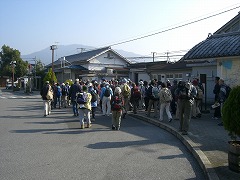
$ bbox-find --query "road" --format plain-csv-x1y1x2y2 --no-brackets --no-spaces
0,89,205,180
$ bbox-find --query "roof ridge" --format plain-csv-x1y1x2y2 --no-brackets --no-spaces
209,31,240,39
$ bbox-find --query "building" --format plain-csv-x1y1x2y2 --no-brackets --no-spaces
182,12,240,88
48,46,131,82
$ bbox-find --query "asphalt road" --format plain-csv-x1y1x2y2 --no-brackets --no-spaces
0,90,205,180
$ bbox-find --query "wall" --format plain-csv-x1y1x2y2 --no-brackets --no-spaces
217,57,240,87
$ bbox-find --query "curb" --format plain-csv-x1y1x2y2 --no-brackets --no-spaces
129,113,220,180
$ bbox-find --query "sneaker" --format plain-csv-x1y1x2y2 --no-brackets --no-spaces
80,125,85,129
168,118,172,122
86,124,92,128
43,115,47,117
211,102,220,109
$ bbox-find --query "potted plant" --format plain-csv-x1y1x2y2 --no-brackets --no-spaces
222,85,240,172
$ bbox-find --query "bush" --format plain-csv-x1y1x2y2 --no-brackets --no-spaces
222,86,240,140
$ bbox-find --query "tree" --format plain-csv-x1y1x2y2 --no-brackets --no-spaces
43,68,57,85
0,45,28,79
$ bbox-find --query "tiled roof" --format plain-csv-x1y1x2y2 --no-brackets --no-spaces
182,32,240,60
65,46,110,63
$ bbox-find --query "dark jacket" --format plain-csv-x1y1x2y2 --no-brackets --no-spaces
69,83,81,101
213,83,220,102
40,84,50,100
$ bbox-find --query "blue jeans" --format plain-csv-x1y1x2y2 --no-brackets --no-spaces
72,101,78,115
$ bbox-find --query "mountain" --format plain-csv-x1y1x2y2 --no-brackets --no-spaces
21,44,145,65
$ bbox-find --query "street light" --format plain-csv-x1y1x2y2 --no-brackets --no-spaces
50,45,57,84
10,61,16,91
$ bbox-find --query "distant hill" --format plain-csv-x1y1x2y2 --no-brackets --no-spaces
21,44,146,65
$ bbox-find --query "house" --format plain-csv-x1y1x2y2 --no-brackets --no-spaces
180,12,240,103
47,46,131,82
182,12,240,88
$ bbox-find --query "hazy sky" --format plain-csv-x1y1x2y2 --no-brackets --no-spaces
1,0,240,58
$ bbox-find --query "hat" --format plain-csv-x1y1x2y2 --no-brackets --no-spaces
139,81,143,85
62,83,65,86
46,81,49,84
88,83,93,87
75,78,79,82
114,87,122,94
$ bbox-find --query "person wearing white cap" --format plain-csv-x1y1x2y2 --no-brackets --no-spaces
40,81,53,117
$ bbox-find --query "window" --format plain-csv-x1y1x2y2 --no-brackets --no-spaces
175,73,183,79
166,74,174,79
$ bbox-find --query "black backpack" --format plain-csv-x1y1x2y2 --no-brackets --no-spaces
104,88,111,97
90,90,98,102
111,95,123,110
76,93,87,104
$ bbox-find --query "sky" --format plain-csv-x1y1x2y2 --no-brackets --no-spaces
1,0,240,60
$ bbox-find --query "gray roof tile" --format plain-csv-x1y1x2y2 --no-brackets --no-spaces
182,32,240,60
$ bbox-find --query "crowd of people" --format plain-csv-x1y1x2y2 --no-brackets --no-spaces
40,76,230,134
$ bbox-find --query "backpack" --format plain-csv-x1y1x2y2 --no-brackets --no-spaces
90,90,98,102
56,86,62,97
122,84,131,98
104,88,111,97
111,95,123,110
132,88,141,99
196,86,203,99
61,86,67,96
225,85,232,99
46,86,53,100
162,88,173,102
76,92,87,104
152,87,160,99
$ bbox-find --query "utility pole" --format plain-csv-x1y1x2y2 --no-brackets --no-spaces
151,52,156,62
50,45,57,84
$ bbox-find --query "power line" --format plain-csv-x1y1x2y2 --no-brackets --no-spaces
108,5,240,47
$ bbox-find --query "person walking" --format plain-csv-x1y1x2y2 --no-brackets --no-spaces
175,81,197,135
61,83,68,108
88,83,98,121
121,78,131,118
111,87,124,130
159,82,173,122
192,79,203,119
100,83,113,116
218,78,229,126
138,81,145,109
146,80,159,118
40,81,53,117
131,83,141,114
212,77,221,120
69,79,81,116
143,81,149,111
77,85,92,129
170,80,178,115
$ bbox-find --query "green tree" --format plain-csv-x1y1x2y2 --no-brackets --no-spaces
43,68,57,85
0,45,28,79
